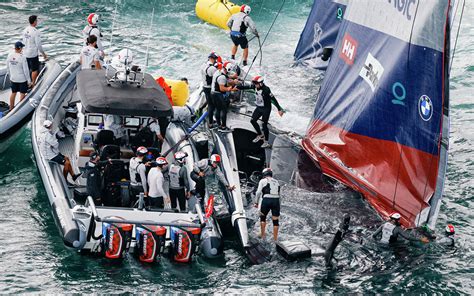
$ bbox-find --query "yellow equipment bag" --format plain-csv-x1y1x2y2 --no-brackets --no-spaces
165,79,189,107
195,0,241,30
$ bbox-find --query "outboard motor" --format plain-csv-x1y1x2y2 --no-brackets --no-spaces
101,219,133,259
135,225,167,263
170,226,201,263
198,196,224,259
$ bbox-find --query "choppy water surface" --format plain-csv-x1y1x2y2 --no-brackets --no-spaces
0,0,472,294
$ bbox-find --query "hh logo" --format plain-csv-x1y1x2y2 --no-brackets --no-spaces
339,33,358,65
359,53,384,92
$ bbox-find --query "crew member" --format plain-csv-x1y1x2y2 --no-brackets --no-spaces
129,146,149,205
436,224,458,246
6,41,31,111
22,15,47,86
80,35,101,70
227,5,259,66
372,212,429,244
40,120,81,181
211,61,238,131
147,117,170,150
201,51,219,126
168,151,191,211
239,75,284,148
190,154,235,202
255,168,281,241
82,13,104,57
147,157,169,209
104,114,124,144
82,151,110,205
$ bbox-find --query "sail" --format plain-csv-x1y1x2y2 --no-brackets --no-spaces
302,0,452,229
294,0,348,69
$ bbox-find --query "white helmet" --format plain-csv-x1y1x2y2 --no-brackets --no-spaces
390,212,401,220
445,224,455,235
174,151,188,164
241,5,251,15
43,120,53,128
223,61,235,76
136,146,148,156
117,49,134,66
156,157,168,166
87,13,99,25
210,154,221,163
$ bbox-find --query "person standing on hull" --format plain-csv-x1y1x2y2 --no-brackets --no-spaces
239,75,284,148
168,151,191,212
6,41,31,111
255,168,281,241
82,13,104,57
147,157,169,209
201,51,219,127
190,154,235,205
129,146,149,206
80,35,102,70
40,120,81,182
227,5,259,66
22,15,47,87
372,212,429,244
211,61,238,131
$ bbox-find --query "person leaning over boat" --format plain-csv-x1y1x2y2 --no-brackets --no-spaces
254,168,281,241
22,15,47,87
227,5,259,66
5,41,31,111
147,157,169,209
129,146,149,205
190,154,235,205
372,212,429,244
238,75,284,148
82,13,104,57
40,120,81,182
211,61,238,131
80,35,101,70
82,151,111,205
201,51,219,127
168,151,191,211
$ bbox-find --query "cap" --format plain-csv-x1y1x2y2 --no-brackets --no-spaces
15,41,25,49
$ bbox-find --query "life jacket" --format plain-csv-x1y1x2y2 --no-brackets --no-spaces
213,73,227,94
380,222,396,244
230,13,249,35
205,64,215,86
169,164,183,189
129,157,143,184
261,177,280,198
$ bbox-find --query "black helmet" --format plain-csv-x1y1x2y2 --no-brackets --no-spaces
262,168,272,177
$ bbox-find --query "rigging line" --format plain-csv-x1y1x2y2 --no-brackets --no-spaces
257,0,265,18
391,0,421,211
450,0,461,27
144,7,155,73
105,0,119,78
449,0,465,74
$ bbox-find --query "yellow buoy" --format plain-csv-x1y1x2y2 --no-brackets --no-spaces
165,79,189,107
196,0,241,30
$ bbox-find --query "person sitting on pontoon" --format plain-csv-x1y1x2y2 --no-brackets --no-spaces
372,212,429,244
6,41,31,111
80,35,101,70
40,120,81,182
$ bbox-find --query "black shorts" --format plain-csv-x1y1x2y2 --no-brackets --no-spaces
27,56,40,72
230,34,248,49
50,153,66,165
260,198,280,217
11,81,28,93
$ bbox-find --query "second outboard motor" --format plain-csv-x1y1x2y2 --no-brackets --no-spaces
170,226,201,263
101,220,133,260
135,225,167,263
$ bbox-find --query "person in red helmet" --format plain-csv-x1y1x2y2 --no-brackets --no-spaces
129,146,149,205
168,151,191,211
227,4,259,66
372,212,429,244
147,157,169,209
211,61,238,131
82,13,104,57
436,224,458,246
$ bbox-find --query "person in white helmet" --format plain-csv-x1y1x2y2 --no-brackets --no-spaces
82,13,104,56
22,15,47,87
80,35,102,70
147,157,169,209
227,5,259,66
211,61,238,131
190,154,235,203
372,212,429,244
40,120,81,182
6,41,31,111
129,146,149,205
168,151,191,211
255,168,281,241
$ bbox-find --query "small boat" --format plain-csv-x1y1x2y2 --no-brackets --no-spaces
31,60,223,263
0,60,62,153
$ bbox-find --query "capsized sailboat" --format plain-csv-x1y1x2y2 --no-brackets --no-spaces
302,0,453,229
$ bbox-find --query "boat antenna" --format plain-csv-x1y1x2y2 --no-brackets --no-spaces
142,7,155,77
105,0,119,78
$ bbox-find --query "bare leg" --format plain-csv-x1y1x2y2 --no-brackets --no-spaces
31,71,38,87
19,93,26,102
9,92,17,110
64,158,75,179
243,48,249,63
260,221,266,238
272,216,279,241
231,45,238,58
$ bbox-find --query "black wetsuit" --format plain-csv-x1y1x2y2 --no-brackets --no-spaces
82,160,108,203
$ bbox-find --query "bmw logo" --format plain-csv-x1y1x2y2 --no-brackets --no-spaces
418,95,433,121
